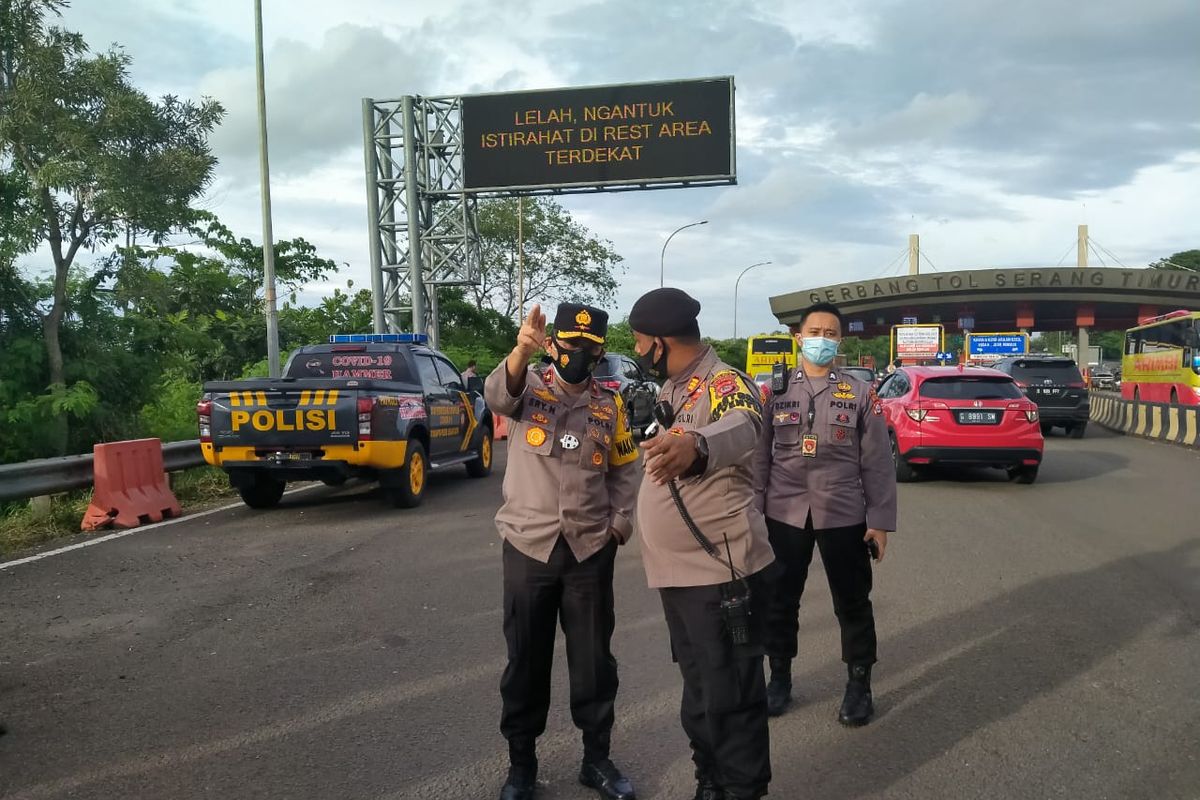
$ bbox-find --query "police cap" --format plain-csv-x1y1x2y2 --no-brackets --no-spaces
629,287,701,338
554,303,608,344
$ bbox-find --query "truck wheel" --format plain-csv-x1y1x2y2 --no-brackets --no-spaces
891,433,918,483
386,441,427,508
1069,422,1087,439
238,475,285,509
466,428,494,478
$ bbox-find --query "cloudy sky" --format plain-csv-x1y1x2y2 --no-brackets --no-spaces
53,0,1200,337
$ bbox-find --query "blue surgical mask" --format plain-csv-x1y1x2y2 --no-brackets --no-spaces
801,336,839,366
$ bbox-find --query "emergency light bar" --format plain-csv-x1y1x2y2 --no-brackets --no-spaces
328,333,429,344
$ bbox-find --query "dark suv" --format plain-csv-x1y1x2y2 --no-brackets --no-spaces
992,355,1090,438
593,354,660,437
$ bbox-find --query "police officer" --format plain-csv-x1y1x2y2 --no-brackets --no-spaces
753,301,897,725
484,302,641,800
631,288,776,800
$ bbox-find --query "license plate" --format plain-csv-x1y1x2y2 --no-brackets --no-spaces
1036,387,1059,396
957,411,999,424
270,452,312,461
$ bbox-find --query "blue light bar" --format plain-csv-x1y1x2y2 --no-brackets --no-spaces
328,333,429,344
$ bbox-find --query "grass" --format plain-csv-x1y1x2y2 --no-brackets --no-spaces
0,466,237,558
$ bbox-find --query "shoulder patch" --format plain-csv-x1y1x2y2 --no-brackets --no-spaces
708,369,762,422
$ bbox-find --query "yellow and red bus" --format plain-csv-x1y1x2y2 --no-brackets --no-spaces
1121,310,1200,405
746,335,797,380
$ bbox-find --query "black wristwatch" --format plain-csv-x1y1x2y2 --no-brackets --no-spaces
687,431,710,476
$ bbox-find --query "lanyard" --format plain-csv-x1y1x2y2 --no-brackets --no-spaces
806,394,816,432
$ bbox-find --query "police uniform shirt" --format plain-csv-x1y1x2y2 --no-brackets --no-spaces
485,364,640,563
752,368,897,532
637,346,776,589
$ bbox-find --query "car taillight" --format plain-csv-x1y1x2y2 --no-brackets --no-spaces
357,397,374,440
597,379,621,391
1025,409,1040,422
1014,380,1028,388
196,400,212,443
905,408,927,421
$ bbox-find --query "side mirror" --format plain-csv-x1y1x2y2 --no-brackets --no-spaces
466,376,484,395
1192,355,1200,374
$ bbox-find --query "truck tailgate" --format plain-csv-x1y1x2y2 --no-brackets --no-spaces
208,386,358,448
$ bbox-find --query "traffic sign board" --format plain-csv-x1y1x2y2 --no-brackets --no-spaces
967,333,1028,361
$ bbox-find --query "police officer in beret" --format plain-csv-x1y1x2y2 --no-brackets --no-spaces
630,288,776,800
752,301,897,726
484,302,641,800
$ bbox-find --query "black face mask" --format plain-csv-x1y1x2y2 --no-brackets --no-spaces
636,339,670,381
553,341,601,385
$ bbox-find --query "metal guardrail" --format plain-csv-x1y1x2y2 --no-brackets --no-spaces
0,440,205,503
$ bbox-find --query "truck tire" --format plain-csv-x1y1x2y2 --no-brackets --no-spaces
238,475,285,509
1069,422,1087,439
466,428,494,478
385,441,427,509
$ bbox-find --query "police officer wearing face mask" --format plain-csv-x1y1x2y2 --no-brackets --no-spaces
484,302,641,800
630,288,776,800
752,301,897,726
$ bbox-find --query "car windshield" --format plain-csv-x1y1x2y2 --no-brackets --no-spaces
919,377,1023,400
1008,360,1083,384
592,357,619,377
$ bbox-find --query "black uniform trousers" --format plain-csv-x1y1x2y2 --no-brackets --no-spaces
764,515,877,666
660,568,773,800
500,535,619,765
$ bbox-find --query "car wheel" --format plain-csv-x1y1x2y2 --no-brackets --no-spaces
1069,422,1086,440
890,433,918,483
1040,422,1052,436
238,475,285,509
466,428,494,478
385,441,427,508
1008,464,1039,484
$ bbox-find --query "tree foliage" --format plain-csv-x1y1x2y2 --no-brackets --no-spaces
473,197,624,317
0,0,223,451
1150,250,1200,272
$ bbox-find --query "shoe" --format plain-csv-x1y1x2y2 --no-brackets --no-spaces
579,758,636,800
693,775,724,800
838,664,874,727
766,656,792,717
499,763,537,800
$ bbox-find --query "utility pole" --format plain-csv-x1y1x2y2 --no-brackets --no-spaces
254,0,280,376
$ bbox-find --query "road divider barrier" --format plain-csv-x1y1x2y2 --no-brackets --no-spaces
1090,391,1199,449
81,438,183,531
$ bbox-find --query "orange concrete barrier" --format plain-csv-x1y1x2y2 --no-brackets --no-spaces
494,415,510,440
81,438,182,531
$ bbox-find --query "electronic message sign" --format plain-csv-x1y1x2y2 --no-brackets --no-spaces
461,77,735,192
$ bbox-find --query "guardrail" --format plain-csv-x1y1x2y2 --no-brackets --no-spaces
0,440,205,503
1089,391,1200,449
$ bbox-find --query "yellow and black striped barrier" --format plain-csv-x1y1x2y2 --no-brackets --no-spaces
1090,391,1200,449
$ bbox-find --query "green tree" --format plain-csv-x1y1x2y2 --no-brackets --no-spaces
1150,250,1200,272
0,0,223,451
473,197,624,317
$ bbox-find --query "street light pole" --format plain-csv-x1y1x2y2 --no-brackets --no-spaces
733,261,772,339
659,220,708,287
254,0,280,377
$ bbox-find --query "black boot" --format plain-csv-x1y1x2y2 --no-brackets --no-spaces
693,776,724,800
578,757,636,800
838,663,874,727
766,656,792,717
501,739,537,800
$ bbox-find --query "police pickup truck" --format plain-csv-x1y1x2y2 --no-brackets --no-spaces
197,334,493,509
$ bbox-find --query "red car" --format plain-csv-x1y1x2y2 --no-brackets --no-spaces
877,366,1044,484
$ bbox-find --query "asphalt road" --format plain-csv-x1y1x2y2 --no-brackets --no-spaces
1,426,1198,799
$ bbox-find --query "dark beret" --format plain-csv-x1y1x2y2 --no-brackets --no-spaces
554,303,608,344
629,287,702,338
